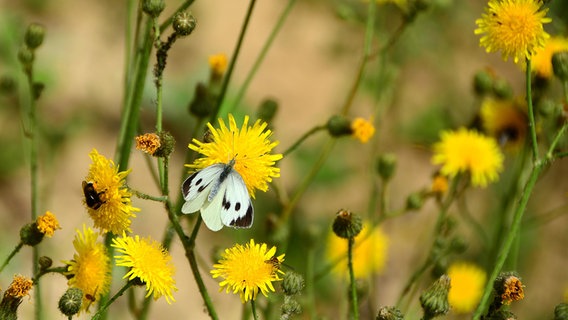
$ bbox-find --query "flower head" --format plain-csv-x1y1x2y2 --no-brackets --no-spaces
475,0,551,63
112,233,177,304
209,53,228,78
84,149,139,235
63,225,111,312
186,114,282,198
432,128,504,188
136,133,161,155
480,97,528,151
210,239,285,303
5,275,33,298
497,274,525,305
351,117,376,143
447,262,487,314
531,36,568,79
327,222,388,278
36,211,60,238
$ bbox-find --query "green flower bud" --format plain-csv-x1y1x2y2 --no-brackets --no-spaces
0,75,16,95
405,192,424,211
281,272,305,296
256,98,278,124
332,209,362,239
18,45,34,66
419,275,451,319
552,51,568,82
281,296,302,318
449,236,468,254
173,12,197,37
376,306,404,320
376,153,397,181
554,303,568,320
58,287,83,317
154,131,175,158
25,23,45,49
327,115,353,137
39,256,53,270
493,78,513,99
473,69,494,96
142,0,165,17
20,222,44,246
188,82,213,118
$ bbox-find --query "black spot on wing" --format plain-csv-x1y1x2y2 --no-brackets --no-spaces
229,204,253,228
222,195,231,210
181,174,196,197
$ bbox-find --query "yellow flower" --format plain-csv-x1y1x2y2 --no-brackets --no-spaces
326,222,388,278
431,173,449,195
112,233,177,304
475,0,551,63
36,211,60,237
480,97,528,151
209,53,228,78
447,262,486,314
135,133,161,155
531,36,568,79
84,149,139,235
432,128,504,188
5,275,33,298
351,117,375,143
63,225,111,312
501,275,525,305
186,114,282,198
210,239,285,303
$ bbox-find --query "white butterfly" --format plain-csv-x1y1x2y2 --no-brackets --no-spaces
181,159,253,231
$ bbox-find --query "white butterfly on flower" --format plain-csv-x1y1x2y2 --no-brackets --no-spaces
181,159,253,231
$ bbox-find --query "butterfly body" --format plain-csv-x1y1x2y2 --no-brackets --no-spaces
181,160,253,231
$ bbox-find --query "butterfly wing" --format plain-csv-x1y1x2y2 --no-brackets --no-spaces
199,182,227,232
181,164,225,214
220,169,253,228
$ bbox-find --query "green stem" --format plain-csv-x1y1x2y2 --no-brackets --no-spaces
525,59,539,160
282,125,325,157
97,233,116,320
116,17,153,169
306,245,317,319
0,242,24,273
131,189,168,202
347,237,359,320
472,163,543,319
92,281,134,320
212,0,257,120
547,121,568,159
250,299,259,320
230,0,297,112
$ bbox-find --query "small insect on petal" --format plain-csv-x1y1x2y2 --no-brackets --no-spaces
82,181,105,210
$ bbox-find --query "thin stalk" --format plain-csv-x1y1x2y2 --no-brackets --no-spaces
0,242,24,273
347,237,359,320
250,300,259,320
306,246,317,319
92,281,134,320
472,163,543,319
525,59,539,160
282,125,325,157
212,0,257,121
230,0,297,111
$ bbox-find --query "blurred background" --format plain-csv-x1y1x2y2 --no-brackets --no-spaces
1,0,568,319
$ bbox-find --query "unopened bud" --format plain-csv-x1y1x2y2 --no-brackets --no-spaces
493,78,513,99
419,275,451,318
406,192,424,211
552,51,568,82
173,12,197,36
327,115,353,137
25,23,45,49
20,222,44,246
332,209,362,239
473,69,494,96
376,153,397,181
257,99,278,124
58,287,83,317
554,303,568,320
142,0,165,17
188,82,213,118
376,306,404,320
281,272,304,296
39,256,53,270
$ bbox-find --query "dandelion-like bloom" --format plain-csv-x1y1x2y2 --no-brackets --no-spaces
531,36,568,79
5,275,33,298
186,114,282,198
480,98,527,151
432,128,504,188
63,225,111,311
36,211,60,237
447,262,487,314
84,149,139,235
135,133,161,155
112,233,177,304
211,239,285,303
326,222,388,278
351,117,375,143
475,0,551,63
